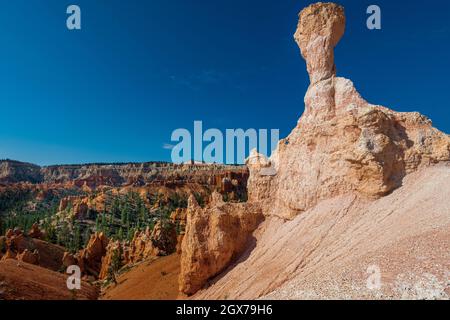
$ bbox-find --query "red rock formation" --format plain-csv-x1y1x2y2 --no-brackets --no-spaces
179,192,263,295
28,223,44,240
62,252,77,268
97,222,179,280
0,228,64,271
76,232,109,277
1,249,16,261
17,249,40,265
99,240,123,280
171,208,187,254
170,208,187,228
149,221,178,257
127,228,152,264
4,229,35,253
125,222,178,265
0,236,5,259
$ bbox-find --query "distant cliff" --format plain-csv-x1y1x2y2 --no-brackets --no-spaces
0,160,248,191
0,160,42,184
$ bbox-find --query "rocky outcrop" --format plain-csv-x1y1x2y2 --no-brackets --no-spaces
17,249,40,265
1,249,16,261
294,2,345,85
179,192,263,295
194,165,450,300
97,222,179,280
247,2,450,220
76,232,109,277
62,251,77,268
99,240,123,280
2,229,36,254
170,208,187,230
179,2,450,296
171,208,187,254
0,228,65,271
149,221,178,257
125,222,178,265
126,229,152,265
28,223,44,240
58,194,107,219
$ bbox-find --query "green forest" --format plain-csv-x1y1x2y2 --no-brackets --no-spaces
0,188,192,253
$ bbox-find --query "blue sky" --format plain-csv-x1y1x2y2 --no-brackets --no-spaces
0,0,449,165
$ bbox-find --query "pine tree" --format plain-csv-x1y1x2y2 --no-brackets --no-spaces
73,221,81,251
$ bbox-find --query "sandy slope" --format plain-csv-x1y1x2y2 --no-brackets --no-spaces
0,259,98,300
32,239,66,271
101,254,180,300
193,164,450,299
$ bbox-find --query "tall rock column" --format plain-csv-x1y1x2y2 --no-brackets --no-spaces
294,2,345,85
178,2,450,296
247,2,450,219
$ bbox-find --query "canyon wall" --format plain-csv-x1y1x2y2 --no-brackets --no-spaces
0,160,42,184
0,160,248,194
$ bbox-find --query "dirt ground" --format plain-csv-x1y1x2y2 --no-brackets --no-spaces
101,254,181,300
193,165,450,300
0,259,98,300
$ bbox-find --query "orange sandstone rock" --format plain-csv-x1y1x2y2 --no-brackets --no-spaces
247,2,450,220
179,192,263,295
28,223,44,240
178,2,450,297
76,232,109,277
17,249,40,265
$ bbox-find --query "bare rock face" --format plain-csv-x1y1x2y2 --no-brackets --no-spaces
178,2,450,296
73,201,89,219
2,229,37,258
0,160,42,183
17,249,40,265
294,2,345,84
171,208,187,254
125,221,178,265
1,249,16,261
170,208,187,231
76,232,109,277
28,223,44,240
149,221,178,257
99,240,123,280
179,192,263,295
248,2,450,220
96,222,179,280
62,252,77,268
127,229,152,264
